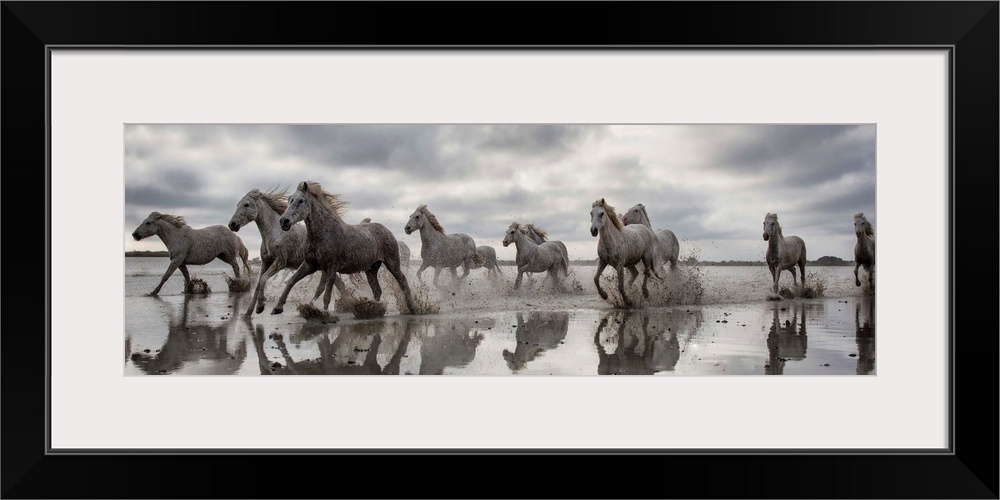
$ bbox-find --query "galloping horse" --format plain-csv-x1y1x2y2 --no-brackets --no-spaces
853,213,875,292
503,222,569,291
621,203,680,270
132,212,250,295
403,204,477,289
589,198,662,308
762,213,807,295
362,217,411,267
270,181,417,315
229,188,342,316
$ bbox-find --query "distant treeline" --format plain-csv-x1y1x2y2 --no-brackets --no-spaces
125,251,169,257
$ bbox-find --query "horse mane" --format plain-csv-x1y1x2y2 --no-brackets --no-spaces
526,224,548,240
250,187,289,214
594,199,625,230
151,212,187,228
854,213,874,237
303,181,348,218
417,204,445,233
514,223,530,234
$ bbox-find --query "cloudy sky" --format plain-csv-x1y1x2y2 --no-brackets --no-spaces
124,124,875,262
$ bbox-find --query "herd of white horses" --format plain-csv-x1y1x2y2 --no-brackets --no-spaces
131,180,876,315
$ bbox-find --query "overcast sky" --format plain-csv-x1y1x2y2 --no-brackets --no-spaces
124,124,875,262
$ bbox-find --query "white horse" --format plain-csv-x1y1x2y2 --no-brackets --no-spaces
132,212,250,295
621,203,679,270
853,213,875,292
503,222,569,291
762,213,807,295
228,188,342,316
270,181,417,315
590,198,662,308
404,204,478,288
470,245,501,277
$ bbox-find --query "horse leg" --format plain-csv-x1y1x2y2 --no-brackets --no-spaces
249,260,280,316
385,261,417,314
616,264,632,308
854,261,862,287
450,267,460,288
459,261,470,284
868,264,875,293
514,267,526,289
366,261,384,301
798,260,806,288
432,268,443,289
150,258,183,295
641,260,652,298
772,268,781,295
325,273,348,310
627,265,640,285
593,260,609,300
789,266,798,288
178,265,192,287
271,261,316,315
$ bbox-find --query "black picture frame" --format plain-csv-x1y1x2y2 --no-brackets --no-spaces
3,2,996,498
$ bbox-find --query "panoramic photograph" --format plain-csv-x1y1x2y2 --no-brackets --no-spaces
124,124,876,376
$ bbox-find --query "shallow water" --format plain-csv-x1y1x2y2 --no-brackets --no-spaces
124,258,875,376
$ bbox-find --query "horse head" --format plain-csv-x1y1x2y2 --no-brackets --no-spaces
279,182,312,231
854,213,873,238
502,222,521,247
132,212,174,240
229,191,260,232
762,213,779,241
621,203,645,226
591,198,623,236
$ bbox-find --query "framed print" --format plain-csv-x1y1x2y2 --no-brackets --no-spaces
3,2,997,498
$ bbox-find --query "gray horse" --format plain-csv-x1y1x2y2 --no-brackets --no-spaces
403,204,477,289
503,222,569,291
762,213,807,295
229,188,343,316
270,181,417,315
469,245,501,277
589,199,662,308
853,213,875,293
132,212,250,295
621,203,679,271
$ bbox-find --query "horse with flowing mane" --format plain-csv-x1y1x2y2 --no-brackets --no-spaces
269,181,417,315
403,204,478,288
503,222,569,291
589,198,662,308
762,213,807,295
229,188,342,316
132,211,250,295
853,213,875,293
621,203,679,271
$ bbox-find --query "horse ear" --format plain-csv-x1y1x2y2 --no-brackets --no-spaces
601,198,605,205
297,181,308,191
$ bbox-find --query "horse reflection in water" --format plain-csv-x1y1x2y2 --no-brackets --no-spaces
594,309,702,375
252,320,411,375
503,312,570,373
129,294,249,375
411,317,490,374
252,316,492,375
765,302,808,375
855,296,876,375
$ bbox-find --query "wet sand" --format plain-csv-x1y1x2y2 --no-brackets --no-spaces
124,262,875,375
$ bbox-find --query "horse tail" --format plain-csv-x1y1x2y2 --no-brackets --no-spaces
239,239,251,274
562,253,569,277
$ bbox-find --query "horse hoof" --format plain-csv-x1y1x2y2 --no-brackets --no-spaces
256,305,265,314
271,307,283,315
